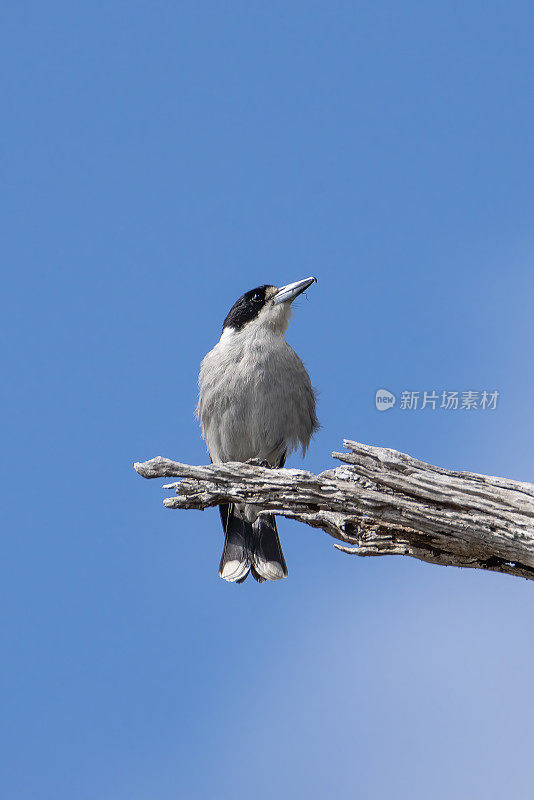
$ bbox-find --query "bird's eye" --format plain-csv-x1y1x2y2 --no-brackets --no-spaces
252,294,260,302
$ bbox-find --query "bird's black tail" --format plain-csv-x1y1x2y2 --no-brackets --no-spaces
218,504,287,583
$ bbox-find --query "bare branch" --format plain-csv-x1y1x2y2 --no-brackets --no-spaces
134,441,534,582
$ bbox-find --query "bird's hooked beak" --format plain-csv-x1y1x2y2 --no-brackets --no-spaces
272,276,317,305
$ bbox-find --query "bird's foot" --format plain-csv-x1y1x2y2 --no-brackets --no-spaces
246,458,272,469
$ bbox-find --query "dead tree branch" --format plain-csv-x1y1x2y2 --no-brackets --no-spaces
134,440,534,582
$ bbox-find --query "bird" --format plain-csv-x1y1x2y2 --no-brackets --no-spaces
197,277,319,583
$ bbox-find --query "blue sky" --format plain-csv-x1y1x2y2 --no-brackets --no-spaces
3,2,534,798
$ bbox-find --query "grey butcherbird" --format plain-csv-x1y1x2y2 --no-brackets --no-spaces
197,277,319,583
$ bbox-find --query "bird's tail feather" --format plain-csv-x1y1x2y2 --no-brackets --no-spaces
218,504,252,583
219,504,287,583
251,513,287,581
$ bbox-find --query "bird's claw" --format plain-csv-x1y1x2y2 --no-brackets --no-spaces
246,458,272,468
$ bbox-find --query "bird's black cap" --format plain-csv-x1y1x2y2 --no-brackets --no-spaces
222,285,273,331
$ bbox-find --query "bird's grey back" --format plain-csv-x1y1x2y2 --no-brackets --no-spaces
198,326,318,465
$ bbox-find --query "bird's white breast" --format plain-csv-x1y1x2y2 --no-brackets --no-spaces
198,325,317,465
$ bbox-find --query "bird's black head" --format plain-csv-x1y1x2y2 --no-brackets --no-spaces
221,277,317,335
222,285,275,332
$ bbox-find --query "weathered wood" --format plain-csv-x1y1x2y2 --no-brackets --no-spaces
134,440,534,581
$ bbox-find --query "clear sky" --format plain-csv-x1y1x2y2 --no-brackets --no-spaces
3,2,534,798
